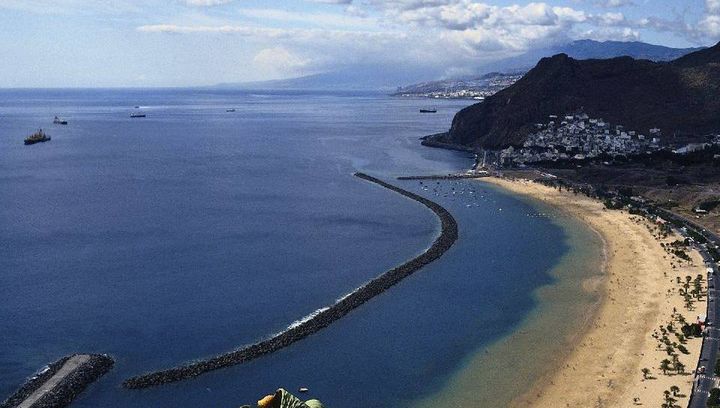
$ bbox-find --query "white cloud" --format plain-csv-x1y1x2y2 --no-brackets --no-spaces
252,47,313,78
596,0,635,8
135,0,720,83
708,0,720,14
699,15,720,37
0,0,143,14
237,7,371,29
308,0,353,3
580,27,640,41
184,0,233,6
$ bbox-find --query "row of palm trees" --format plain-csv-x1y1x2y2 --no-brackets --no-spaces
659,357,686,375
661,386,682,408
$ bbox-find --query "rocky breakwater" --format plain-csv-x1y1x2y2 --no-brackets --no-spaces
1,354,114,408
122,172,458,389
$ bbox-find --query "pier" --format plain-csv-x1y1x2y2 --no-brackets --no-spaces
122,172,458,389
1,354,113,408
397,172,490,181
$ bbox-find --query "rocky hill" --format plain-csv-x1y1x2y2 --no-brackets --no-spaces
436,42,720,149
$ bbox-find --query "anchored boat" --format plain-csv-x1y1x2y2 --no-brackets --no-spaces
53,116,68,125
419,108,437,113
130,113,146,118
24,129,51,145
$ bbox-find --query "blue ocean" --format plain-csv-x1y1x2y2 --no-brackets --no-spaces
0,89,581,407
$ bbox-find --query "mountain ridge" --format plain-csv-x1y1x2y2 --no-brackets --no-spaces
476,39,704,73
437,42,720,149
396,39,703,98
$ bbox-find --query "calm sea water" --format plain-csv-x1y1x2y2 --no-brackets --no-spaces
1,89,573,407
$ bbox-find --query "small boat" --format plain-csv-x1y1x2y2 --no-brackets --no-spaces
130,113,146,118
24,129,51,145
134,106,140,109
298,387,309,393
53,116,68,125
226,108,236,112
419,108,437,113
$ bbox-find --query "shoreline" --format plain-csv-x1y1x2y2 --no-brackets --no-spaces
412,175,706,407
411,177,606,408
486,177,706,407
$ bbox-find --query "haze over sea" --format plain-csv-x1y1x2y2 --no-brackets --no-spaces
0,89,600,407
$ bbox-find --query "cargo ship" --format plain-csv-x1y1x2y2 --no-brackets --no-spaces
53,116,68,125
24,129,51,145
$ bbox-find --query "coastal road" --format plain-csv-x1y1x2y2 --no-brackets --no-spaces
689,249,720,408
664,212,720,408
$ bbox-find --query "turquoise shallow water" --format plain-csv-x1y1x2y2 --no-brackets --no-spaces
413,183,604,407
0,89,596,407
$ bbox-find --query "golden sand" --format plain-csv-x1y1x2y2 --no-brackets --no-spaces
484,177,707,408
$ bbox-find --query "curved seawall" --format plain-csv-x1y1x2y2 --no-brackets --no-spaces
123,172,458,389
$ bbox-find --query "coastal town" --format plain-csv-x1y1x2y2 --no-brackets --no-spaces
492,112,720,167
393,72,523,99
498,113,665,165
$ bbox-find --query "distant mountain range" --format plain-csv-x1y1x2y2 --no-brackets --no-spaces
432,42,720,149
478,39,704,73
396,40,704,97
217,40,705,93
216,64,439,91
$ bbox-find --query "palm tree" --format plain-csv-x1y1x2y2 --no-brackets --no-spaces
670,385,680,396
660,359,672,375
675,361,685,374
642,367,651,379
663,389,677,408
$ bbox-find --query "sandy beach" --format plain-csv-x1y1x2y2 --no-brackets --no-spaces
481,177,707,407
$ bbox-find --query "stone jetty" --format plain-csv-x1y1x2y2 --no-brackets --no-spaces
122,172,458,389
1,354,114,408
397,173,489,180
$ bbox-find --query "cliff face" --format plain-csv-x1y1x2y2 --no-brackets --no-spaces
445,42,720,149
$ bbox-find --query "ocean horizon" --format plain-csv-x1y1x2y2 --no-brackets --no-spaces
0,88,601,407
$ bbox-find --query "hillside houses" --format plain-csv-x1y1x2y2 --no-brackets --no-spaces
500,113,663,165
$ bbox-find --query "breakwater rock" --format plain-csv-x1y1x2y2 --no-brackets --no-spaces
122,172,458,389
1,354,114,408
397,174,489,181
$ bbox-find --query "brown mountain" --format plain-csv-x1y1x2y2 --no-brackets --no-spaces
438,42,720,149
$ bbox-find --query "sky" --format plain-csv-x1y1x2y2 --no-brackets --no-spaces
0,0,719,87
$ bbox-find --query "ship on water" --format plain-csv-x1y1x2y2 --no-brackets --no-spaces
24,129,51,145
53,116,68,125
419,108,437,113
130,113,146,118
